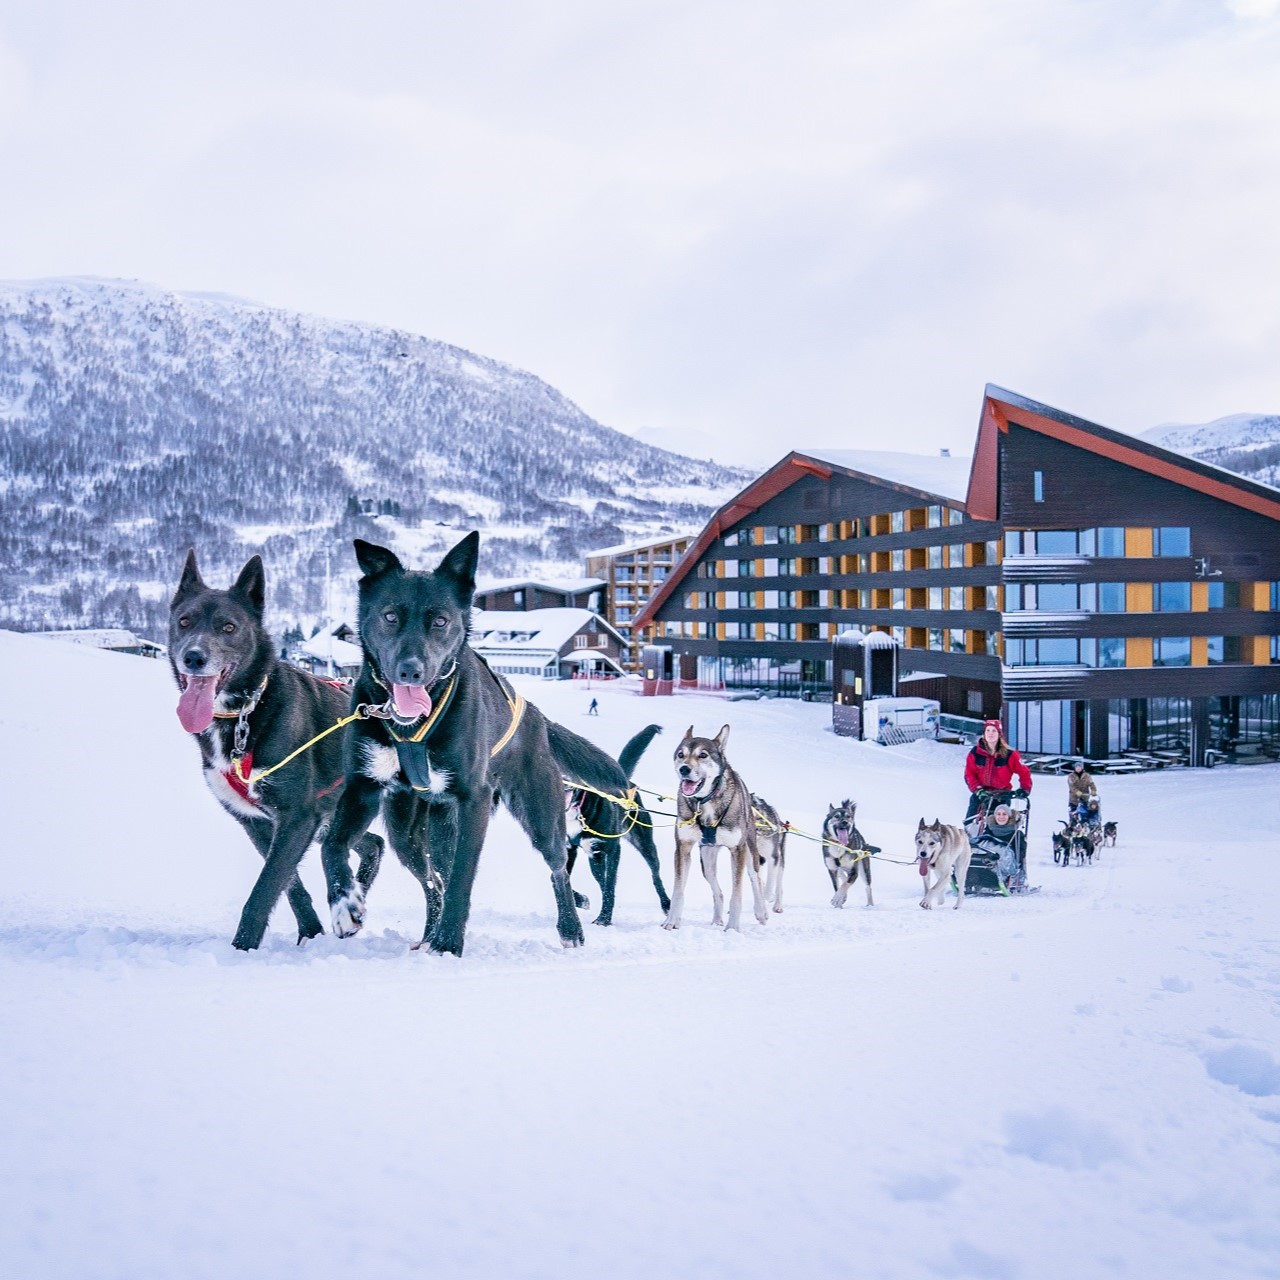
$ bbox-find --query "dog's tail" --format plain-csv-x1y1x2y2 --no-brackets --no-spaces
617,724,662,780
547,721,629,798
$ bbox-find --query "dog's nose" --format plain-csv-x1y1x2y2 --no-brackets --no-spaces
678,764,691,777
182,649,208,672
395,657,425,685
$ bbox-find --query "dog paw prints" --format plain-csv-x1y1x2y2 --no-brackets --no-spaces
1160,975,1194,993
1002,1106,1126,1171
929,1240,1019,1278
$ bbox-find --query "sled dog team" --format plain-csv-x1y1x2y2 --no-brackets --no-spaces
172,532,1037,953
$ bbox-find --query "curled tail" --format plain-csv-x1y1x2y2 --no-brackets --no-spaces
547,721,628,797
618,724,662,779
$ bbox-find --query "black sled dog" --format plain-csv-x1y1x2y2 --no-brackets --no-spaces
319,533,634,956
565,724,670,926
169,552,383,950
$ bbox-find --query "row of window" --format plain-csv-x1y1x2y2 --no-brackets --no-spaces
687,586,1002,611
723,505,968,549
706,541,1000,578
1006,636,1256,668
1004,527,1191,558
1006,581,1237,612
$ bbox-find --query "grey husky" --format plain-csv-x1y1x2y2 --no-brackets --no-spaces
822,800,876,908
318,533,634,956
169,551,383,950
914,818,972,910
662,724,770,932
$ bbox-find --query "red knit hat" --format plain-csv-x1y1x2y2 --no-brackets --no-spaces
983,719,1003,732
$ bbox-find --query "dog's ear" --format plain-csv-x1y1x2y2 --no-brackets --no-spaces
230,555,266,616
172,548,205,606
715,724,731,749
354,540,403,580
437,531,479,603
918,817,926,830
683,725,694,742
827,804,836,816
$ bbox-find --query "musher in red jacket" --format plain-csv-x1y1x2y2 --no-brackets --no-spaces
964,719,1032,819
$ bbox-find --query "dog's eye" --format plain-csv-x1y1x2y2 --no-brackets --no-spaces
432,616,447,628
383,611,398,624
222,622,236,634
177,616,191,629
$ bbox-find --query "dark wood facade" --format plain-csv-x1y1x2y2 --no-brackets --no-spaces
635,387,1280,764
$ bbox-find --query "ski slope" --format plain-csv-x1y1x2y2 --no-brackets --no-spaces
1,627,1278,1279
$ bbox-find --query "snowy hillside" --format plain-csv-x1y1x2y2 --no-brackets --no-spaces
1143,412,1280,489
0,278,746,638
1,627,1278,1279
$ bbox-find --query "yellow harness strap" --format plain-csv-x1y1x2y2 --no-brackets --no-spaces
490,678,526,758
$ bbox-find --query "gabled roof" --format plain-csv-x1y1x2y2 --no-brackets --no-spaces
475,577,605,596
471,607,627,651
632,449,966,630
968,386,1280,523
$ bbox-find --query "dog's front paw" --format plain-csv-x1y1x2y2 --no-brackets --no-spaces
661,918,679,931
330,889,366,938
920,900,932,910
573,891,590,910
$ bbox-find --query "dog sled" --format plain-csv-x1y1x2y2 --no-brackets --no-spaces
1054,797,1103,867
962,788,1035,896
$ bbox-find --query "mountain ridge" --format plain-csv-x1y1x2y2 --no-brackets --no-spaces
0,277,748,640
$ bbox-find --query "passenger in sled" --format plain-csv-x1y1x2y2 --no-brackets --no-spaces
1066,761,1100,828
965,794,1029,895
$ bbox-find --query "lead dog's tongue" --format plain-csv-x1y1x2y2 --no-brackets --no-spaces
393,683,433,719
177,676,218,734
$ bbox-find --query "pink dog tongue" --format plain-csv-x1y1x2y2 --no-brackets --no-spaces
393,684,433,719
177,676,218,734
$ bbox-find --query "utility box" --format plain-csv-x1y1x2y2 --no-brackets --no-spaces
641,644,674,696
832,629,900,737
863,696,941,745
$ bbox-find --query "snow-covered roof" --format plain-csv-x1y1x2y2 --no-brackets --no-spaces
299,634,363,667
584,533,696,558
475,577,605,595
798,448,972,504
471,607,626,652
33,628,163,652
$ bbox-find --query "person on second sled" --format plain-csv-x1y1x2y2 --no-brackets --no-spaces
1067,760,1099,825
964,719,1033,820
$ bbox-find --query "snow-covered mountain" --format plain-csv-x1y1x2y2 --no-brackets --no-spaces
0,278,747,640
1142,413,1280,489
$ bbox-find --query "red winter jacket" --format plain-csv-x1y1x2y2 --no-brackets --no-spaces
964,741,1032,794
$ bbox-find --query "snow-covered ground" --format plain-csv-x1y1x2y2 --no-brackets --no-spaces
1,627,1278,1279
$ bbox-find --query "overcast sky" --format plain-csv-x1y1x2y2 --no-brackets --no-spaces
3,0,1280,466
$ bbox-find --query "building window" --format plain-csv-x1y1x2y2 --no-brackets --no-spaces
597,634,609,648
1005,530,1023,557
928,505,943,528
949,586,965,610
928,629,944,650
928,546,943,569
1095,527,1125,557
891,511,905,533
1272,581,1280,610
1034,470,1044,502
1154,636,1192,666
1207,637,1241,664
1208,581,1241,609
966,690,983,713
891,588,906,609
1098,637,1126,668
950,628,966,653
1155,582,1192,611
1097,583,1126,612
986,585,1000,610
1155,527,1191,557
739,560,755,577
